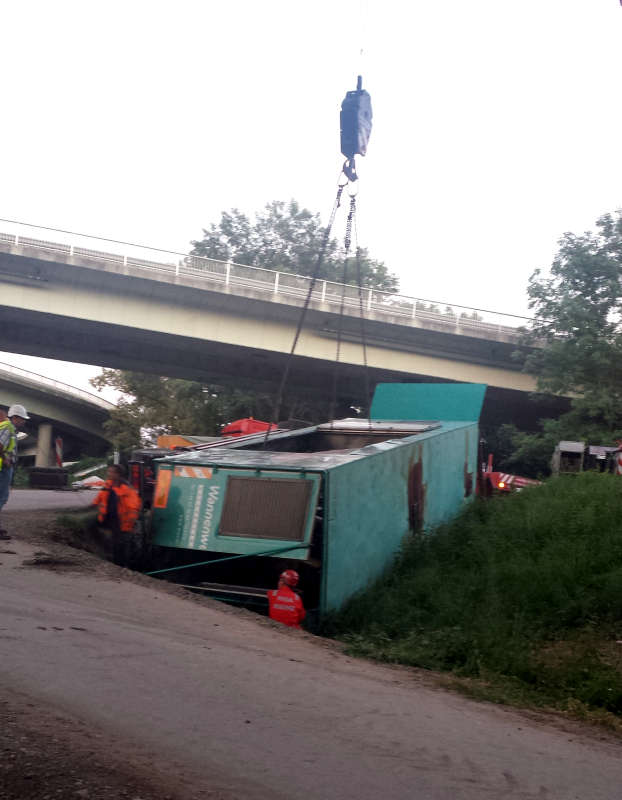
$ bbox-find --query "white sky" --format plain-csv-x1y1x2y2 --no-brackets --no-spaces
1,0,621,396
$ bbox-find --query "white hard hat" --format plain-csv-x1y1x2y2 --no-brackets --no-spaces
8,404,29,420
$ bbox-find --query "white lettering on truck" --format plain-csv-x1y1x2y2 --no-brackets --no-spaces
187,485,204,549
199,485,220,549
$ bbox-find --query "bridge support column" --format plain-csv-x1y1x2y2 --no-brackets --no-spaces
35,423,53,467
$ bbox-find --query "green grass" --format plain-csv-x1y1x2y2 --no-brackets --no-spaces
12,466,30,488
326,473,622,719
57,509,98,533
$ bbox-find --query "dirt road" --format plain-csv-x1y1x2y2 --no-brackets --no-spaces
4,488,94,512
1,514,622,800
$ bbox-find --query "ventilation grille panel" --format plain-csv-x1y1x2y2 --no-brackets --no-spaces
219,477,313,541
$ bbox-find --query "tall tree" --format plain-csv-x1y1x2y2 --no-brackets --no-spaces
91,370,345,451
190,199,399,292
504,210,622,476
91,371,274,451
524,210,622,412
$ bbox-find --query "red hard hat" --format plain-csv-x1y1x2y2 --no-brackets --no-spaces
280,569,299,587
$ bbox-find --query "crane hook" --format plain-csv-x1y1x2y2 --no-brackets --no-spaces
339,75,373,183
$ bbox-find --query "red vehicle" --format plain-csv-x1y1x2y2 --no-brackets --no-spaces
129,418,279,507
482,455,541,494
221,417,277,437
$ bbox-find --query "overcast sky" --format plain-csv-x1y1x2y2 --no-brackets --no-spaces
2,0,621,398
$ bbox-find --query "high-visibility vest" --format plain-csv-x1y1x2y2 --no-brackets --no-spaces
0,419,16,471
268,585,306,628
94,481,142,533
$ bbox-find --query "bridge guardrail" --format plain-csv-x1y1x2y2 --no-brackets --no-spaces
0,361,115,411
0,219,533,342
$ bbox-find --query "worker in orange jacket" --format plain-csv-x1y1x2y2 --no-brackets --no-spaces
94,465,142,566
268,570,306,628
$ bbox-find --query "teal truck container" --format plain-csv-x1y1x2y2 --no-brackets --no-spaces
149,383,487,615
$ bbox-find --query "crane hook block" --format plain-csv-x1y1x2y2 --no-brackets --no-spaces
340,75,373,161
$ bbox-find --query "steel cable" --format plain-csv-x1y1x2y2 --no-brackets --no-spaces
262,179,346,447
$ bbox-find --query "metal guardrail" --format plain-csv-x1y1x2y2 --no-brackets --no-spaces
0,361,115,411
0,220,532,341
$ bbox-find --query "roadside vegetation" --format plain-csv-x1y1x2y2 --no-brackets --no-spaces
12,465,30,488
327,473,622,726
496,210,622,478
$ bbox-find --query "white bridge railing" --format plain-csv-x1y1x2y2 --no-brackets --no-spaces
0,219,532,341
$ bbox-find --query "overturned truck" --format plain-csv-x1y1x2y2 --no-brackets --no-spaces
148,383,487,617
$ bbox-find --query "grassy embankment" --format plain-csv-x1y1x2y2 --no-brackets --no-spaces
327,473,622,725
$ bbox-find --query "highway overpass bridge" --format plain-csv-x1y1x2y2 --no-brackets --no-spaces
0,222,555,429
0,362,113,464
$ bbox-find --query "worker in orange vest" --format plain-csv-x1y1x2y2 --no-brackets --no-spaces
268,570,306,628
94,465,142,566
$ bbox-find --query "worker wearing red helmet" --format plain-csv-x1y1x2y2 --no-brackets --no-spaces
268,570,306,628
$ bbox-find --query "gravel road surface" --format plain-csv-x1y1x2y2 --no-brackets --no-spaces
1,513,622,799
4,488,95,512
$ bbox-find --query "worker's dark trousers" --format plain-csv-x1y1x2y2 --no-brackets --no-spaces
113,532,129,567
98,526,133,568
0,467,13,513
103,519,126,567
113,530,143,569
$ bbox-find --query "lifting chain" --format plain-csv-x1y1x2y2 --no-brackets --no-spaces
329,195,357,422
330,192,372,425
263,178,347,447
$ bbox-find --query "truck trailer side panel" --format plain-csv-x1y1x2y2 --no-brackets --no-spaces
322,420,479,612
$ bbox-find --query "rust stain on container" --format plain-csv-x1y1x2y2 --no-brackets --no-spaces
464,429,473,497
408,451,426,531
464,462,473,497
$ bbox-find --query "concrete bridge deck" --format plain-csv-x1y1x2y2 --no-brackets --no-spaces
0,361,114,462
0,221,547,428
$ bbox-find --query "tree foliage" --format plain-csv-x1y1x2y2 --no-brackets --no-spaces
91,370,275,451
91,370,347,452
493,409,614,479
524,210,622,405
506,211,622,475
190,199,399,292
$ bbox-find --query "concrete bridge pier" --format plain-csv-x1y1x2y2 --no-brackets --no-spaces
34,423,54,467
0,363,113,462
